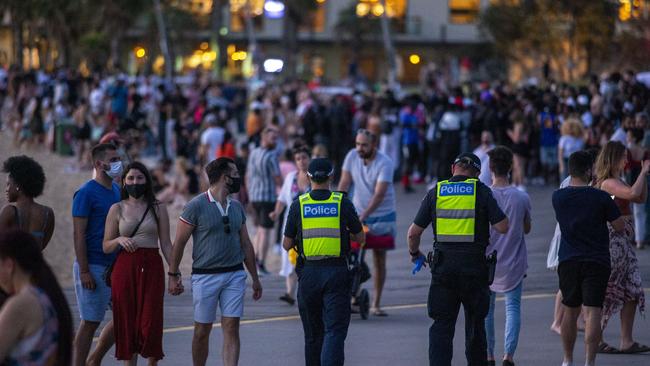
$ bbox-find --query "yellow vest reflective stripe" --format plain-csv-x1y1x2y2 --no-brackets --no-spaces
299,192,342,258
435,179,477,243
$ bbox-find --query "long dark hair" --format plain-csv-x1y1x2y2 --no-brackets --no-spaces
120,161,159,224
0,230,72,366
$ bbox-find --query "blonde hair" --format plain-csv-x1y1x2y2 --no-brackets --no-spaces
560,118,584,138
594,141,626,188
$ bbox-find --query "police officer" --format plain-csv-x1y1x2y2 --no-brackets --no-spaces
407,153,509,366
283,158,365,366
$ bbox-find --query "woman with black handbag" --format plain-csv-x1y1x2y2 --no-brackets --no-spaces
103,162,174,366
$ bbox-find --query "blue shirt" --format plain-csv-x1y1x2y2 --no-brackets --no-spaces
552,186,621,268
72,180,121,266
539,111,559,147
109,85,128,118
400,110,419,145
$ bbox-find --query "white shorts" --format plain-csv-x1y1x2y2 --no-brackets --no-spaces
191,270,247,323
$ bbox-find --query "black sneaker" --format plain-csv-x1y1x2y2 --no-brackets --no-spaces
279,294,295,305
257,263,270,276
487,361,495,366
502,360,514,366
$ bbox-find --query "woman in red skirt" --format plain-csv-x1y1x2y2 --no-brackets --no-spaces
103,161,174,365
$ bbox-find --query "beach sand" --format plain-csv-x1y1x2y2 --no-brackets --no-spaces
0,132,197,287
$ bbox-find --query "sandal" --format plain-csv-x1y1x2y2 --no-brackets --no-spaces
371,308,388,317
597,342,620,354
620,342,650,354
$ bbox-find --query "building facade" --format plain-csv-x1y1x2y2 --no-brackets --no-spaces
168,0,492,84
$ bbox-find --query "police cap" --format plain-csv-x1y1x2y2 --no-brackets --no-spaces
307,158,334,181
453,153,481,172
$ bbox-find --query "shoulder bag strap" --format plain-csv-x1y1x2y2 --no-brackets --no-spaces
129,205,151,238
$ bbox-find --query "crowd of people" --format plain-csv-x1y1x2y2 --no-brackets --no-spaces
2,67,650,194
1,65,650,366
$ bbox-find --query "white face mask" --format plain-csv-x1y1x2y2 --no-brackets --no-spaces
105,161,123,179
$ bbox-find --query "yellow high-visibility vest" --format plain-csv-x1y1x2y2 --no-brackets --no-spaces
299,191,342,258
435,179,477,243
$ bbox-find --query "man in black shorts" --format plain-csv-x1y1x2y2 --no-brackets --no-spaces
552,151,625,366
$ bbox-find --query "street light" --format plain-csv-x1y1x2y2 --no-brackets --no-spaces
264,0,285,18
263,59,284,73
135,47,146,58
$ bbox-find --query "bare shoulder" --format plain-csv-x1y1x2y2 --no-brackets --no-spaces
1,289,38,320
107,202,122,215
155,202,168,213
0,204,16,218
601,177,627,191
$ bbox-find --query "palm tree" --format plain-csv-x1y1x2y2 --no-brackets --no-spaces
100,0,148,71
334,4,381,80
153,0,173,83
379,0,397,89
210,0,227,79
282,0,319,79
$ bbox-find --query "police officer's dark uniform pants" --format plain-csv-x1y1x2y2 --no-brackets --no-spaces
297,264,351,366
427,252,490,366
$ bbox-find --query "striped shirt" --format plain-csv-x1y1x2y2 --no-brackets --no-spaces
180,191,246,269
247,146,281,202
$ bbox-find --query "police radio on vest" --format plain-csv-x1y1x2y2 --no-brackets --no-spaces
439,183,475,196
303,203,338,218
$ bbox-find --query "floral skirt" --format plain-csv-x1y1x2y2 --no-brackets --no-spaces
602,216,645,329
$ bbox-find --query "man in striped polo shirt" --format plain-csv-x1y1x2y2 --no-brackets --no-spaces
168,157,262,366
246,126,283,274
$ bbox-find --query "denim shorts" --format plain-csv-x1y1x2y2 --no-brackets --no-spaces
191,270,247,323
539,146,558,167
73,261,112,322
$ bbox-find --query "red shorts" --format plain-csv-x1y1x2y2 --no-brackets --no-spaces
352,233,395,251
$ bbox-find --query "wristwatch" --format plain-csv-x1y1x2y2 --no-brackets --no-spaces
167,272,181,277
409,250,420,257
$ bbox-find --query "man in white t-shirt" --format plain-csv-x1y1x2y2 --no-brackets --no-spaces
200,113,225,163
473,130,495,186
338,129,396,316
89,82,105,116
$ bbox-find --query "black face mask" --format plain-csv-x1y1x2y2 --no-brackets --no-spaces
226,176,241,194
125,184,147,199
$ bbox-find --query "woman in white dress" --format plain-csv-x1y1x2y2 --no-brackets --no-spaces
269,146,311,305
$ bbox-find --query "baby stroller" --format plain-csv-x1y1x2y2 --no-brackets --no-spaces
350,246,372,319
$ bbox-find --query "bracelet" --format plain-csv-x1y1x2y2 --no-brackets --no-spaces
167,272,181,277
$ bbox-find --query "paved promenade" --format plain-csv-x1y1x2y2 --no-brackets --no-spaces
65,185,650,365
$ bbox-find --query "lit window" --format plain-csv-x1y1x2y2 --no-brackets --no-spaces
449,0,480,24
230,0,265,32
619,0,647,22
300,1,327,32
171,0,213,15
356,0,407,19
489,0,519,5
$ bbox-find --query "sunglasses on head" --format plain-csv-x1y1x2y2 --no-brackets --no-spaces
357,128,374,137
357,128,377,142
222,216,231,234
